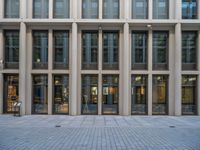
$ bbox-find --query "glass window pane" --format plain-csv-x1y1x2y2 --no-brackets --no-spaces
33,31,48,69
103,0,119,19
152,75,168,115
82,75,98,114
53,75,69,114
102,75,119,115
3,75,19,113
182,0,197,19
4,30,19,69
132,0,148,19
53,31,69,69
33,0,49,18
103,32,119,70
131,75,148,114
4,0,19,18
82,31,98,70
32,75,48,114
82,0,98,18
153,0,169,19
54,0,69,18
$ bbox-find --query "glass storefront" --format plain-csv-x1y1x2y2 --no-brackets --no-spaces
102,75,119,115
182,75,197,115
152,75,168,115
82,75,98,114
53,75,69,114
131,75,147,115
32,75,48,114
3,75,19,113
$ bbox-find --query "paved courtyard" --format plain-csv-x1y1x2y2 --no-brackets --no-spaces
0,115,200,150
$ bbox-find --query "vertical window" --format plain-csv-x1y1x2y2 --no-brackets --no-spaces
82,75,98,114
82,0,98,19
33,0,49,18
54,0,69,18
4,0,19,18
153,0,169,19
103,0,119,19
32,75,48,114
182,75,197,115
182,0,197,19
32,31,48,69
182,31,197,70
152,75,168,115
53,31,69,69
53,75,69,114
102,75,119,115
153,31,168,70
132,0,148,19
103,32,119,70
4,30,19,69
131,75,148,115
82,31,98,70
3,75,19,113
132,32,147,70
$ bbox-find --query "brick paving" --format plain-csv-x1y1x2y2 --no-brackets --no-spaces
0,115,200,150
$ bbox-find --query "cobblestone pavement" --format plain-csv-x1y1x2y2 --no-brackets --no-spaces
0,115,200,150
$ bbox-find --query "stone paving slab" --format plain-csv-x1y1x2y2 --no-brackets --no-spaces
0,115,200,150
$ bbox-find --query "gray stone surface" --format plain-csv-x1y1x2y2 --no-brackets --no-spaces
0,115,200,150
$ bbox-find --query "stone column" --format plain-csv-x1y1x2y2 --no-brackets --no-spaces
148,0,153,19
49,0,53,19
73,0,77,19
70,22,78,115
198,30,200,115
0,29,3,114
20,0,26,19
122,23,130,115
19,22,27,115
0,0,4,19
99,0,103,19
124,0,129,19
198,0,200,19
176,0,182,20
174,23,182,116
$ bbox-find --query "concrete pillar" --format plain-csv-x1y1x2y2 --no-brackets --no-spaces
0,29,3,114
0,0,4,19
124,0,129,19
20,0,26,19
19,22,26,115
148,0,153,19
122,23,130,115
174,23,182,116
70,22,78,115
99,0,103,19
49,0,53,19
198,31,200,115
48,74,53,114
148,74,152,115
175,0,182,20
72,0,77,19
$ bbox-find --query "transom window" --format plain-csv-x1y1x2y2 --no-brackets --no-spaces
82,0,98,19
4,0,19,18
132,0,148,19
53,0,70,18
103,0,119,19
182,0,198,19
153,0,169,19
33,0,49,18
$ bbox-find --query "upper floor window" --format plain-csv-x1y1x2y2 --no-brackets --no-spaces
53,0,69,18
132,0,148,19
132,31,147,70
153,0,169,19
4,0,19,18
182,31,197,70
153,31,168,70
182,0,197,19
4,30,19,69
82,0,98,19
103,0,119,19
33,0,49,18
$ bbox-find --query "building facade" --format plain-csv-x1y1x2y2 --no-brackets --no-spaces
0,0,200,116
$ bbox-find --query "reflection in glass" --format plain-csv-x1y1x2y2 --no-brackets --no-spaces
32,75,48,114
153,0,169,19
3,75,19,113
103,0,119,19
131,75,147,115
4,30,19,69
103,32,119,70
132,32,147,70
132,0,148,19
82,0,98,19
182,31,197,70
53,31,69,69
82,75,98,114
102,75,119,115
182,75,197,115
82,31,98,70
54,0,69,18
33,0,49,18
152,75,168,115
153,31,168,70
182,0,197,19
53,75,69,114
4,0,19,18
33,31,48,69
